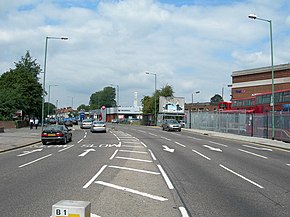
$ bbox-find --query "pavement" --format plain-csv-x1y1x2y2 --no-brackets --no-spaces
0,126,289,153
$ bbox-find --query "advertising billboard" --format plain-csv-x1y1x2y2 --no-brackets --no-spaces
159,96,185,114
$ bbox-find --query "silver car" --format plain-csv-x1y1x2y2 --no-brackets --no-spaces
162,119,182,132
91,121,106,133
81,119,93,129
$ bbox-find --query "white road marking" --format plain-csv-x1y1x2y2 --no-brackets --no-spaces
108,165,160,175
175,141,186,147
163,145,175,153
17,148,43,156
179,207,190,217
19,154,53,168
243,145,272,151
192,149,211,160
58,145,74,152
149,133,158,136
83,165,107,189
148,149,156,160
219,164,264,189
238,149,268,159
171,132,182,136
77,138,83,144
115,156,152,163
203,145,222,152
121,145,144,148
286,164,290,167
119,150,147,154
191,137,202,141
209,141,228,147
141,142,147,147
137,130,147,133
109,150,119,160
161,136,171,141
157,165,174,189
79,148,96,157
95,181,168,201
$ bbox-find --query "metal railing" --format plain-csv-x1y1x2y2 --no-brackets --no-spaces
187,111,290,142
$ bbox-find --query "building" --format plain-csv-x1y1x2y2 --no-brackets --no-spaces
231,63,290,99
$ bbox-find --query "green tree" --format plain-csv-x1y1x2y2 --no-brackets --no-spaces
89,86,116,109
210,94,223,104
77,104,90,111
141,84,174,116
0,51,42,120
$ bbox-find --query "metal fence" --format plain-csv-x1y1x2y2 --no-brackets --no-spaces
187,111,290,142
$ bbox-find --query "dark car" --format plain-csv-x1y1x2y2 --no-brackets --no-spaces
64,120,73,127
162,119,182,132
41,125,72,145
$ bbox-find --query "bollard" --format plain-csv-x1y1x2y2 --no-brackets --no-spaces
52,200,91,217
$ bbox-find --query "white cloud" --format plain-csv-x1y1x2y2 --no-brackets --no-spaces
0,0,289,107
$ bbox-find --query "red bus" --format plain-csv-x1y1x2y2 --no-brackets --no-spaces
218,89,290,113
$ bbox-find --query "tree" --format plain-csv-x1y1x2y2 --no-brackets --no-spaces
89,86,116,109
0,51,43,120
210,94,223,104
141,84,174,116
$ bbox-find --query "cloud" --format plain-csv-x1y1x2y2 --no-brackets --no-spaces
0,0,289,108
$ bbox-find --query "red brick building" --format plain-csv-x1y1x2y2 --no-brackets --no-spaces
231,63,290,99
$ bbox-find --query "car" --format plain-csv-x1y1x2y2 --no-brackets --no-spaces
41,125,72,145
64,120,73,127
91,121,106,133
162,119,182,132
179,120,186,128
111,119,119,123
80,119,93,129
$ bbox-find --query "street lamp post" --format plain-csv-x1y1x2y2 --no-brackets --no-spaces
41,36,68,131
145,72,157,125
110,84,120,107
248,14,275,140
48,84,58,118
190,91,200,129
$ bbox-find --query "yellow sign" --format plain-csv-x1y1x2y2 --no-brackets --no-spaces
68,215,80,217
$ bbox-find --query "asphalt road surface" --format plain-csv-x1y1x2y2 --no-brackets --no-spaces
1,124,289,217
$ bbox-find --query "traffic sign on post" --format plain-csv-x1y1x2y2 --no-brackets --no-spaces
52,200,91,217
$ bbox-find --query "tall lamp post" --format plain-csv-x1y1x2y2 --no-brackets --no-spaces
248,14,275,140
145,72,157,125
190,91,200,129
110,83,120,107
48,84,58,118
41,36,68,131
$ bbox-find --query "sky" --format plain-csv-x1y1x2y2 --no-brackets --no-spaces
0,0,289,109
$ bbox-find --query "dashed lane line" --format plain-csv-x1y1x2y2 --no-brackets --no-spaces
219,164,264,189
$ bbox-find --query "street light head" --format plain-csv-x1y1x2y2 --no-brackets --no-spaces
248,14,257,19
61,37,69,40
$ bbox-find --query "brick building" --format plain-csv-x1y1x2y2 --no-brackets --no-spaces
231,63,290,99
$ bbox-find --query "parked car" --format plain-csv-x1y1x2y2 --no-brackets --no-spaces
41,125,72,145
179,120,186,128
80,119,93,129
162,119,182,132
91,121,106,133
111,119,119,123
64,120,73,127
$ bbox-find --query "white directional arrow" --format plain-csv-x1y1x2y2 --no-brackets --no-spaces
78,148,96,157
242,145,272,151
17,149,43,157
162,145,175,153
203,145,222,152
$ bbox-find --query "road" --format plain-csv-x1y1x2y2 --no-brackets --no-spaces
1,124,290,217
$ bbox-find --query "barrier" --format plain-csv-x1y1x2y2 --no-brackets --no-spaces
52,200,91,217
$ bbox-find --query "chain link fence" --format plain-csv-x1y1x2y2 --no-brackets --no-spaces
187,111,290,142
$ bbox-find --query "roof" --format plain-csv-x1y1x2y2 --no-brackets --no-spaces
232,63,290,77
